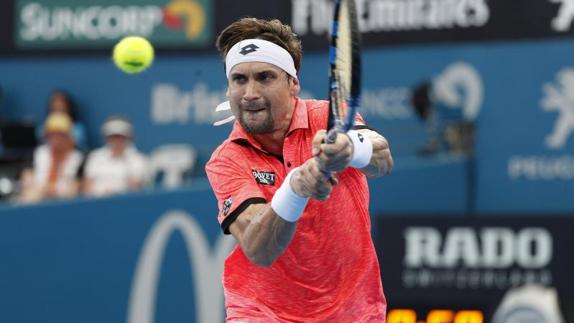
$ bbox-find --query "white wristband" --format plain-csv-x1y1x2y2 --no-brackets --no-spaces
271,167,309,222
348,130,373,169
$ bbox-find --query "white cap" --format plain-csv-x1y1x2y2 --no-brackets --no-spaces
102,118,133,137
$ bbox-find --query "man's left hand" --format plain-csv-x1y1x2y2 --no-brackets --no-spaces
312,130,353,172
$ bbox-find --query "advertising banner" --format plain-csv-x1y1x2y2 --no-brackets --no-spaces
3,38,574,211
14,0,213,48
3,0,574,54
0,184,234,323
377,216,574,323
0,48,474,213
290,0,574,49
471,40,574,212
2,200,572,323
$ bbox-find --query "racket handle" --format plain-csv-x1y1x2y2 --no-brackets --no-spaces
325,128,339,144
320,128,340,179
317,159,336,191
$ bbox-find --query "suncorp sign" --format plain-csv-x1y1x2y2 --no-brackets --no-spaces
16,0,212,48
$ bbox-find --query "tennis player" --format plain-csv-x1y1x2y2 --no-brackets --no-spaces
206,18,393,322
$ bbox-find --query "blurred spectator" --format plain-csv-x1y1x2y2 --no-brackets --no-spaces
83,117,148,197
36,90,89,151
19,112,83,203
411,80,474,156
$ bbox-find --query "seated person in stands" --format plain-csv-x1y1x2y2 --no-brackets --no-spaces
19,112,84,202
37,90,88,151
83,116,148,197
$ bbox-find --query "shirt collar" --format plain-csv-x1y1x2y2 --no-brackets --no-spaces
229,97,309,150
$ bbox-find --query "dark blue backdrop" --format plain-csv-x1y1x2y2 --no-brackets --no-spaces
1,39,573,212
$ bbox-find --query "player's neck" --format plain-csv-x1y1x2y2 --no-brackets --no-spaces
253,128,287,156
252,103,295,155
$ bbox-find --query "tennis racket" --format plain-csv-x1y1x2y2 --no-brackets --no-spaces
326,0,362,144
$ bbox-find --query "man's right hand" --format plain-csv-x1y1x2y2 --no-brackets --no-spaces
289,158,335,200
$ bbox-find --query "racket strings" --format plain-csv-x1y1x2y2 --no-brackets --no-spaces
334,72,346,126
328,0,361,133
334,1,353,127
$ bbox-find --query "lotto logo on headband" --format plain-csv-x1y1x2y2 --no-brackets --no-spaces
225,38,297,79
240,44,259,55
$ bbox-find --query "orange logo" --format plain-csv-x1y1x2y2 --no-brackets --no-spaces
163,0,205,40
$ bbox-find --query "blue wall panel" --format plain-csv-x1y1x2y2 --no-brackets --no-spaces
0,183,229,323
2,39,574,212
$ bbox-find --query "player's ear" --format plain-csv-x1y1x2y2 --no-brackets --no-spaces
225,86,229,98
289,76,300,96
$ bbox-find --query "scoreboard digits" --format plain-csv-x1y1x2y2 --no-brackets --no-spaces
388,309,484,323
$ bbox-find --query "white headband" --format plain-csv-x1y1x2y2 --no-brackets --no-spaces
225,39,297,79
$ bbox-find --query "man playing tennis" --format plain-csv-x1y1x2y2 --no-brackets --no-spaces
206,17,393,322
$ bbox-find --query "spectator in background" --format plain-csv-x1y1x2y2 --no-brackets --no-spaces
411,80,474,156
83,116,148,197
19,112,83,203
37,90,89,151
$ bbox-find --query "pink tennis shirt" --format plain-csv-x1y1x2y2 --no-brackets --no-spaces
206,98,387,322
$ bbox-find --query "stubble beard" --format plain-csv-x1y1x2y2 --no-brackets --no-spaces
238,112,274,134
237,101,275,134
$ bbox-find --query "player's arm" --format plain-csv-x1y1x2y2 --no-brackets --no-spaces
355,128,393,178
229,157,332,267
229,203,294,267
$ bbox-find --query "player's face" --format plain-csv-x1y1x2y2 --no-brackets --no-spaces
227,62,299,134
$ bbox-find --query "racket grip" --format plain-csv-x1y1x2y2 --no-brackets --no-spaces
325,128,338,144
319,129,339,179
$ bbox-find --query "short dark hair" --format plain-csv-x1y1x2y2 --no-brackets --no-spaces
47,89,79,122
216,18,303,73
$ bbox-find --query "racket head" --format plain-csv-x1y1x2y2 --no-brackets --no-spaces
327,0,362,137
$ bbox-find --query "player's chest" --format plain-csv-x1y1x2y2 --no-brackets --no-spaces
244,135,314,197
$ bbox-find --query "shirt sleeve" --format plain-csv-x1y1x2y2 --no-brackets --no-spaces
352,112,384,134
206,151,267,234
354,112,366,126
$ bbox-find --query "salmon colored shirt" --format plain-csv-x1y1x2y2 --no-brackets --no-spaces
206,98,386,322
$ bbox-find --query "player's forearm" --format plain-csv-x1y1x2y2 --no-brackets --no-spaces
237,204,297,267
230,165,327,266
358,129,393,178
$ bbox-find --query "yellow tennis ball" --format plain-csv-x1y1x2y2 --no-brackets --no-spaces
113,36,154,74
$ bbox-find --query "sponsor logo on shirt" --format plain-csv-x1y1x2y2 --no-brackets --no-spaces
252,170,276,185
222,197,232,217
